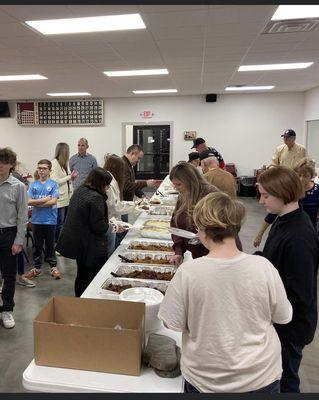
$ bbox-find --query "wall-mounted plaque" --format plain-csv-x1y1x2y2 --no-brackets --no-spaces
17,100,104,126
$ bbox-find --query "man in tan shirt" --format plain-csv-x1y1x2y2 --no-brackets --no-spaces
201,154,237,198
271,129,308,169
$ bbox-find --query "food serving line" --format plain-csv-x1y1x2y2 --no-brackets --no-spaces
23,177,186,393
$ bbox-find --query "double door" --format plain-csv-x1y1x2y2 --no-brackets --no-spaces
133,125,170,179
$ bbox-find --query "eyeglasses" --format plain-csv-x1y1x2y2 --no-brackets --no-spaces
37,167,49,170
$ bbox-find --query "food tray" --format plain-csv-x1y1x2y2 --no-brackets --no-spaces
149,205,175,216
149,196,162,205
101,277,169,295
140,227,171,240
143,219,171,229
121,251,173,265
127,239,174,252
161,195,178,206
114,264,176,281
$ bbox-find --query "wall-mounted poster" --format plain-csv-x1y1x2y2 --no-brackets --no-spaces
184,131,197,140
17,100,104,126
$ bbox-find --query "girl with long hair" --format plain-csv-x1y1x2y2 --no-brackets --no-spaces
50,142,77,242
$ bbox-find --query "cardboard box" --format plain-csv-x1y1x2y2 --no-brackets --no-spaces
34,296,145,376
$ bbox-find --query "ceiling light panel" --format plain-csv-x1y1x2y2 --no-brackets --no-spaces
0,74,47,81
271,5,319,21
25,13,146,35
133,89,178,94
104,69,168,77
225,86,274,91
46,92,91,96
239,62,313,71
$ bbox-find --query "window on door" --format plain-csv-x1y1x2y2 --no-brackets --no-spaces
133,125,170,179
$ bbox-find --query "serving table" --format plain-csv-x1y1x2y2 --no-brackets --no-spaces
23,178,185,393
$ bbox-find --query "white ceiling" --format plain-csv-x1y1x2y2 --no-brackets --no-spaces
0,4,318,100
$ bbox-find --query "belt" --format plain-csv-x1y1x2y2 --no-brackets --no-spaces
0,226,17,234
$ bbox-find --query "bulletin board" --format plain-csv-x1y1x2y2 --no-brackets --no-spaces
16,100,104,126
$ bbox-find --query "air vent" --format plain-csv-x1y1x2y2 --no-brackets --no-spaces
263,19,319,34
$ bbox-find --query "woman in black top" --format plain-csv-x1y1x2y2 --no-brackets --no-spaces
258,166,318,393
56,167,113,297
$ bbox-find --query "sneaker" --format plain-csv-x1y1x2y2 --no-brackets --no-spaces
55,251,62,256
17,275,36,288
24,268,42,280
51,267,61,279
2,311,15,329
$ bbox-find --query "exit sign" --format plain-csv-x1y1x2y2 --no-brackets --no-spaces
140,110,154,118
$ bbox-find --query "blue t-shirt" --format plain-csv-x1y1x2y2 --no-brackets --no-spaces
28,179,59,225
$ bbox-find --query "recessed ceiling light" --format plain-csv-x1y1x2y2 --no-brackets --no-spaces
46,92,91,96
133,89,178,94
271,5,319,20
0,74,47,81
239,62,313,71
25,14,146,35
104,69,169,77
225,86,274,91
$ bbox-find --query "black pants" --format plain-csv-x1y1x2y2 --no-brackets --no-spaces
184,378,280,393
280,339,304,392
0,228,17,312
74,261,102,297
32,224,57,268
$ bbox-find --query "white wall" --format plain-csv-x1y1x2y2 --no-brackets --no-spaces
304,86,319,122
1,92,304,176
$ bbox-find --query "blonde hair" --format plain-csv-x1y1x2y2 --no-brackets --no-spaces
294,157,316,179
169,162,215,220
54,142,70,173
193,192,246,242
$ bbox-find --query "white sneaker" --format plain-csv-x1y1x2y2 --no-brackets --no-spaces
17,275,36,288
2,311,15,329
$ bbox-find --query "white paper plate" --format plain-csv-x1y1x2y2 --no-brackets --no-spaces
168,227,197,239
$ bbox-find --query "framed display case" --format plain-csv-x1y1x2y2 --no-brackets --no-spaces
17,100,104,126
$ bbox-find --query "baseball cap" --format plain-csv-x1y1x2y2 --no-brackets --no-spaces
188,152,200,162
191,137,205,149
281,129,296,138
199,150,215,161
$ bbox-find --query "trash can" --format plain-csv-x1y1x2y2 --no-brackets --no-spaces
239,176,257,197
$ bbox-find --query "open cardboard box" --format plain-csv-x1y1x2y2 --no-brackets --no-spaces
34,296,145,376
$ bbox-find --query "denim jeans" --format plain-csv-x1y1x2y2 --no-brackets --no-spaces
55,206,68,243
105,230,116,259
115,214,128,249
17,251,24,275
280,339,304,393
184,379,280,393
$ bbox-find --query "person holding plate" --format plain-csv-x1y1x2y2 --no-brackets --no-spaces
169,162,218,266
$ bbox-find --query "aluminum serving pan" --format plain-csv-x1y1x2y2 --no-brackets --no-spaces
120,251,173,265
127,239,174,253
149,205,175,216
101,277,169,295
114,264,176,281
143,219,171,228
140,227,171,240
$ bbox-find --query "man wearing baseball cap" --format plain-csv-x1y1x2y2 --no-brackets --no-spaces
191,137,225,169
187,152,200,167
271,129,308,169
